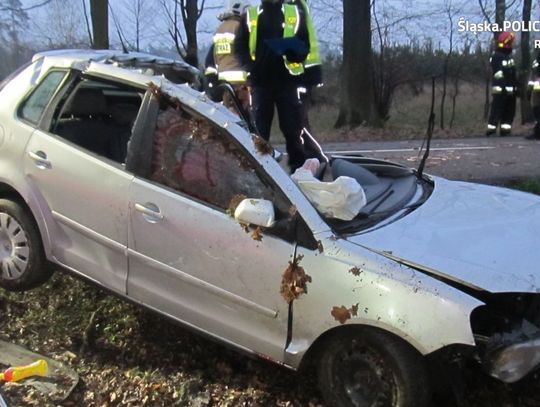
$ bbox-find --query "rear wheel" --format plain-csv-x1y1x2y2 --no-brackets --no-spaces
0,199,52,291
317,327,430,407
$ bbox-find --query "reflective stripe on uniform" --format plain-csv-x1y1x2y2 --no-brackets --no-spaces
492,86,503,93
282,4,304,76
530,81,540,91
247,6,260,61
505,86,515,93
299,0,322,69
218,70,248,83
487,124,497,130
501,124,512,130
494,70,504,80
205,66,218,75
533,60,539,69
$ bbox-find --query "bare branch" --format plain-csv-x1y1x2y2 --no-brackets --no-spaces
82,0,94,47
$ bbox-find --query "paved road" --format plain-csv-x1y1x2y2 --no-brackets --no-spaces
318,136,540,184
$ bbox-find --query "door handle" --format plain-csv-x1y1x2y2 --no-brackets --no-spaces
134,202,164,223
28,150,51,169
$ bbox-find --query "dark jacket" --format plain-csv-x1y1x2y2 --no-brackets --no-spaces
237,1,310,86
490,49,517,92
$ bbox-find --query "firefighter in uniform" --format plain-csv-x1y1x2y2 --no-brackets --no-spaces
204,0,251,113
526,51,540,140
286,0,327,163
237,0,310,172
487,31,518,137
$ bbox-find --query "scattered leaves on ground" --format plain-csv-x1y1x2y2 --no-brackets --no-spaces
0,274,323,406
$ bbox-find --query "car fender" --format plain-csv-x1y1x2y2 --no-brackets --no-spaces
285,236,483,368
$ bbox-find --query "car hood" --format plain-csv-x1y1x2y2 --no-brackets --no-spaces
346,177,540,293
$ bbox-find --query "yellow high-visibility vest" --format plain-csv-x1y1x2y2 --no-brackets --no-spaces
247,4,305,76
297,0,321,68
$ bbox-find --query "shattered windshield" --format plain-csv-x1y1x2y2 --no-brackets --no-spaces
310,158,433,234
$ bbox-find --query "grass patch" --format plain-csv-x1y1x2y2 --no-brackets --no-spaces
510,178,540,195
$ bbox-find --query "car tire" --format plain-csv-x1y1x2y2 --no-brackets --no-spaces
317,326,430,407
0,199,52,291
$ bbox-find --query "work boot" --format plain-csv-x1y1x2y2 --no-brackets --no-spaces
500,124,512,136
486,124,497,137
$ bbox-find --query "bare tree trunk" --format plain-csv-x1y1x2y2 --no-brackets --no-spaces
449,67,461,128
82,0,94,47
181,0,199,67
495,0,505,30
335,0,374,128
440,8,455,130
90,0,109,49
519,0,533,123
484,75,490,120
135,0,141,51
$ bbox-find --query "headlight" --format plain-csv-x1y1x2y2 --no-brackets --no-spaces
489,338,540,383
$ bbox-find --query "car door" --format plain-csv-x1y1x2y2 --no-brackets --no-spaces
22,71,143,293
127,103,297,361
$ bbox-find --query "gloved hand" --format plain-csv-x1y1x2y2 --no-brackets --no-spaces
285,49,306,63
204,72,219,90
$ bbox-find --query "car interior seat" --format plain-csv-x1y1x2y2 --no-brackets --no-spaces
55,87,126,162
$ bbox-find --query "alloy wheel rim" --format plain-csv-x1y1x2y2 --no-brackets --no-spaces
0,212,29,280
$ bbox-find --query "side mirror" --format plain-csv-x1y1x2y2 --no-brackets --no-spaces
234,199,275,228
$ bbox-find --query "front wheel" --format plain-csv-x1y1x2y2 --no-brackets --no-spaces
0,199,52,291
317,327,430,407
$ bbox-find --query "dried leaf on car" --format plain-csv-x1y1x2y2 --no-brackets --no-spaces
331,306,351,324
331,303,359,324
251,227,263,242
349,267,362,276
280,255,312,304
252,135,273,155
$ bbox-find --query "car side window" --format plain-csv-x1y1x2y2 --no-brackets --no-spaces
149,106,280,212
49,78,144,164
19,71,66,125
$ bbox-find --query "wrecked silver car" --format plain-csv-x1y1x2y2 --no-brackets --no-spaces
1,50,540,407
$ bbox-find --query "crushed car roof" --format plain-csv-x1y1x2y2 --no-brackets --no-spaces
33,49,200,87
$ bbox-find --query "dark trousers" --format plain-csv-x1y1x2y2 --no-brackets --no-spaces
488,93,516,135
251,83,306,171
298,88,328,163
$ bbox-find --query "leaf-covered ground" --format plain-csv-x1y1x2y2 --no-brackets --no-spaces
2,273,540,406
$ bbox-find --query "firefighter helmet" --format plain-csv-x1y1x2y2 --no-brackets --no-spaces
227,0,250,16
497,32,515,49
